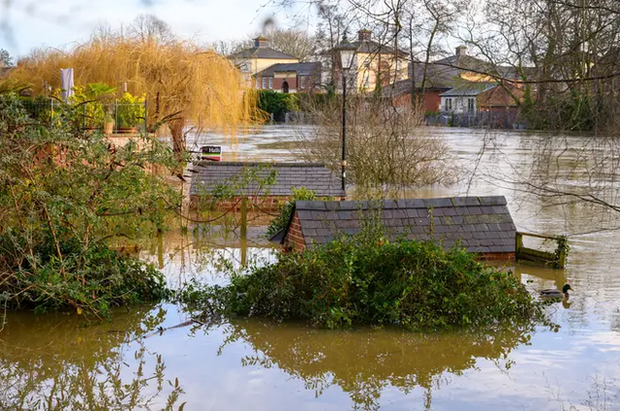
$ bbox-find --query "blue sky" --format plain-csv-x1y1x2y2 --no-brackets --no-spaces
0,0,313,59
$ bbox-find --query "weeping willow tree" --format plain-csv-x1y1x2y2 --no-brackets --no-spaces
6,17,257,162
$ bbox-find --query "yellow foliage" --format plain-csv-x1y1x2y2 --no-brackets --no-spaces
7,32,259,137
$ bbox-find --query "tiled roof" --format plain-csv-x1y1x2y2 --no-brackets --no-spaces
229,47,297,60
439,82,498,97
350,40,408,57
287,196,516,254
190,162,345,197
256,62,321,77
410,55,537,89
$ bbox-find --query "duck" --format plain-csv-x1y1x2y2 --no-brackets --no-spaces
539,284,572,299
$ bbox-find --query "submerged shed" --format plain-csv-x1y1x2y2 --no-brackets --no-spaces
190,161,345,209
281,196,517,260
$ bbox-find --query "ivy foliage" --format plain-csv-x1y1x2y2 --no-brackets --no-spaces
266,186,317,238
0,93,178,317
180,220,541,330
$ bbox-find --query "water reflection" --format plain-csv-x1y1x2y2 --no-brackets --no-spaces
218,319,536,411
0,306,185,410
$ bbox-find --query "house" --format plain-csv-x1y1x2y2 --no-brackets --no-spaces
280,196,517,260
327,29,408,93
190,161,346,210
228,37,300,87
439,82,524,114
390,46,531,112
254,62,322,93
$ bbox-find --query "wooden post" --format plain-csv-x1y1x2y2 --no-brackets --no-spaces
515,232,523,260
240,196,248,267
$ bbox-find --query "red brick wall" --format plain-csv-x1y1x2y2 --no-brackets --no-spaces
256,75,319,93
478,252,515,262
393,91,443,112
479,85,523,109
284,213,306,251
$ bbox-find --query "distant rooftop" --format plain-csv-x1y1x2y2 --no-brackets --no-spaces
229,37,297,60
256,62,321,77
439,82,498,97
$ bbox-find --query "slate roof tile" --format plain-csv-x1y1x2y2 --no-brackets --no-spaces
288,196,515,255
190,162,345,198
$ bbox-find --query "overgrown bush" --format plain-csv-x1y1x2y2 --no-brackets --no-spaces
266,186,316,237
257,90,299,122
180,222,540,330
0,93,178,317
293,95,459,198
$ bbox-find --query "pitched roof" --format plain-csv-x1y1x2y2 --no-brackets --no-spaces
256,62,321,77
381,78,449,99
411,54,535,89
190,162,346,198
350,40,408,57
439,82,498,97
229,47,297,60
285,196,516,254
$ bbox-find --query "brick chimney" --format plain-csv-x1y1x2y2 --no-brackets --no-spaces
455,45,467,58
358,29,371,42
255,36,270,48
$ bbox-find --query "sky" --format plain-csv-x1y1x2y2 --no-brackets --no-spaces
0,0,314,59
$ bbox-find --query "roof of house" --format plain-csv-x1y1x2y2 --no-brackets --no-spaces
381,78,449,99
349,39,408,57
229,47,297,60
439,82,498,97
256,62,321,77
410,52,536,90
190,162,346,198
284,196,516,254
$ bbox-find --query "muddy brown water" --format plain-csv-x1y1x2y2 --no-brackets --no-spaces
2,127,620,410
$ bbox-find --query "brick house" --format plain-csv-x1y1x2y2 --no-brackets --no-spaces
388,46,531,112
254,62,322,93
325,29,409,93
280,196,517,260
229,37,299,88
439,82,524,114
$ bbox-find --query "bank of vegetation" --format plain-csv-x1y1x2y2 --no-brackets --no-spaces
181,221,541,330
0,94,176,317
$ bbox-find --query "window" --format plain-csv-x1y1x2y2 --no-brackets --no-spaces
467,98,475,113
262,78,266,89
364,75,370,89
240,63,249,73
300,76,306,89
269,77,273,89
445,98,452,111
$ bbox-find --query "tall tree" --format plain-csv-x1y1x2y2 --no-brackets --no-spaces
0,48,12,67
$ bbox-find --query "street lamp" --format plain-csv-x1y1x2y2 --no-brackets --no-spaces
335,33,357,193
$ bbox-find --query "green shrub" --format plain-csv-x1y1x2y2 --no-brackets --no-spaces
117,92,146,128
180,224,541,330
266,187,316,237
0,93,177,317
257,90,299,122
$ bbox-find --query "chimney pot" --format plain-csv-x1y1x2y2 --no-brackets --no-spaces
255,37,269,48
358,29,371,42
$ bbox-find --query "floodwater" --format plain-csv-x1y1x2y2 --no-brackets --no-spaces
2,127,620,410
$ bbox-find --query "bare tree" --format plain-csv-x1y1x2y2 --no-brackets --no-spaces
127,14,174,44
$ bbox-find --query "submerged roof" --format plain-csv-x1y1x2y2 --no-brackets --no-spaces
256,62,321,77
285,196,516,254
190,162,345,198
